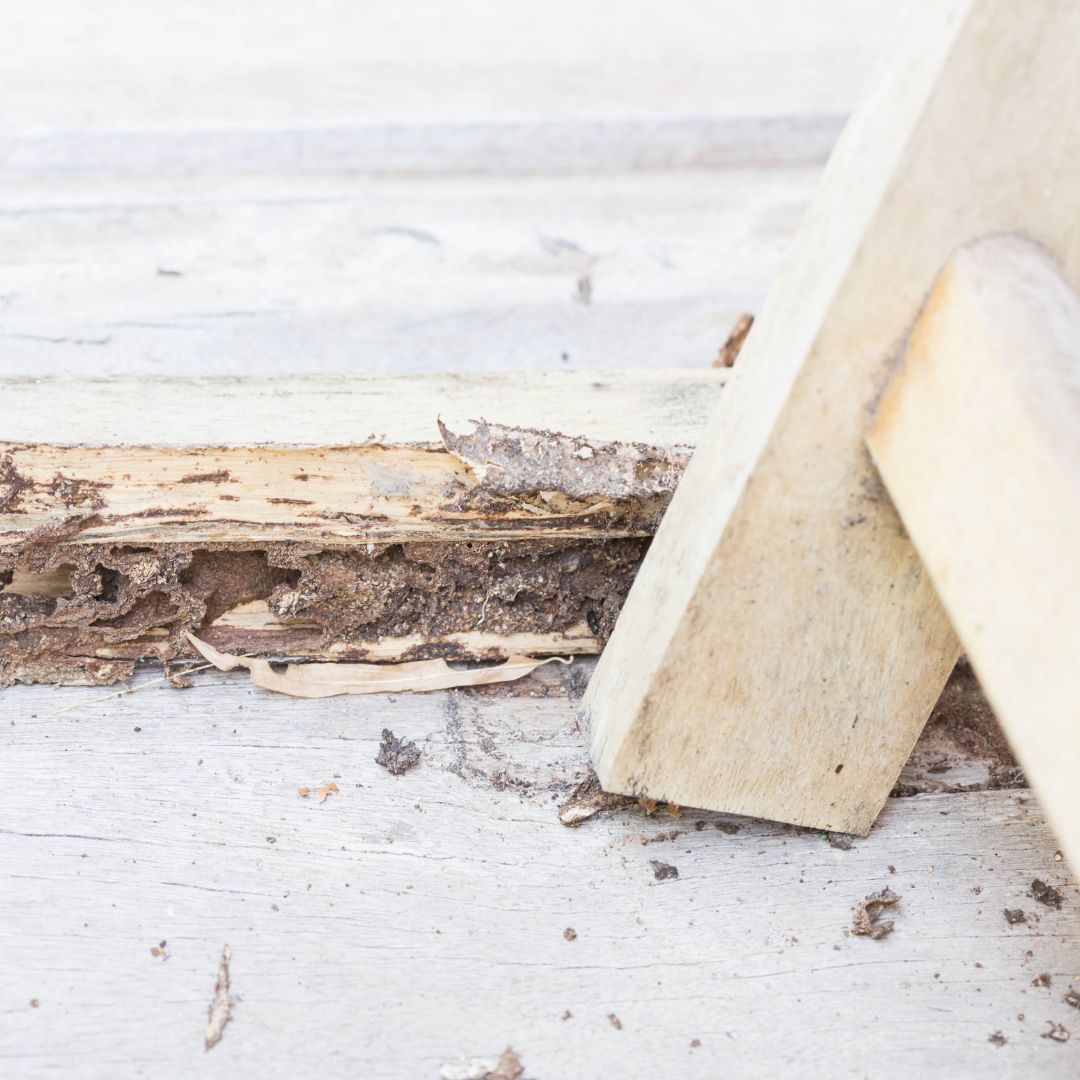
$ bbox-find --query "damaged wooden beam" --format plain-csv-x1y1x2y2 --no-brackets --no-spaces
0,370,724,685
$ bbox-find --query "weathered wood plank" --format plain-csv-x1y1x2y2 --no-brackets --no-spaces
0,668,1077,1079
584,0,1080,834
868,236,1080,871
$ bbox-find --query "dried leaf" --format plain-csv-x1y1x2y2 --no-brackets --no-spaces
204,945,232,1052
187,634,568,699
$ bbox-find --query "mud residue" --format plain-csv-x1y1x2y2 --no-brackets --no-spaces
1,538,647,686
439,420,690,509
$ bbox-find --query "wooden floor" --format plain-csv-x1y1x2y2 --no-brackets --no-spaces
2,1,1079,1075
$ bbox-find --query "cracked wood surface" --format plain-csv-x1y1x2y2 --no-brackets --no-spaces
0,663,1078,1079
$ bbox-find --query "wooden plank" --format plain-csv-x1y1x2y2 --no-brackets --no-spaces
0,667,1077,1079
0,371,720,546
584,0,1080,834
868,236,1080,871
0,1,892,155
0,168,812,378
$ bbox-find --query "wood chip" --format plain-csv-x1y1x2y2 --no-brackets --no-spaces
712,312,754,368
204,945,232,1052
852,887,900,939
188,633,567,698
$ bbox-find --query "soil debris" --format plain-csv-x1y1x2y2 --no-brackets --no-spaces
1003,908,1027,926
825,832,855,850
852,888,901,940
1065,988,1080,1010
1031,879,1064,909
375,729,422,775
150,939,169,959
557,769,635,827
713,312,754,368
1032,973,1052,989
204,944,233,1053
650,860,679,882
1041,1021,1070,1043
987,1031,1007,1047
563,927,577,941
608,1013,623,1030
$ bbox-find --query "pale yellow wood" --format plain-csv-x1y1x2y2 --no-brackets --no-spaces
868,235,1080,869
0,371,721,546
584,0,1080,833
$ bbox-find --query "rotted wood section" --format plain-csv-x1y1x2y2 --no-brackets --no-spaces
0,370,724,684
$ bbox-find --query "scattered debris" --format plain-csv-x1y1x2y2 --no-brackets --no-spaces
691,1038,701,1048
1003,908,1027,926
376,729,422,775
164,661,194,689
486,1047,524,1080
563,927,577,941
1041,1021,1070,1043
715,821,741,835
642,829,681,846
852,888,901,940
298,787,311,797
204,944,232,1053
650,860,679,882
30,999,39,1009
988,1031,1007,1047
1032,973,1052,989
557,769,635,827
1031,879,1064,909
561,1010,572,1021
439,1047,524,1080
1065,988,1080,1010
188,633,567,698
825,832,855,850
608,1013,623,1030
713,312,754,368
150,939,169,959
318,782,339,803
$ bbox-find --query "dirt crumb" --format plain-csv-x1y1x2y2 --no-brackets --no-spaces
715,821,741,835
1003,908,1027,926
375,729,421,775
1031,879,1064,908
1065,989,1080,1010
825,832,855,850
608,1013,623,1030
557,769,635,827
988,1031,1007,1047
650,859,678,882
852,888,900,940
563,927,577,941
1042,1021,1070,1043
1032,973,1052,989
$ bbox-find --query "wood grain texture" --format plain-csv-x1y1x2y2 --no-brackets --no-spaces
868,237,1080,872
585,0,1080,834
0,667,1077,1079
0,371,720,546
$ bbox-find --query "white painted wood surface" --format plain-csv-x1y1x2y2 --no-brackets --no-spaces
0,668,1078,1079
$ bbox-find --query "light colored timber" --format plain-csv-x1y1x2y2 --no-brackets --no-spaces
868,236,1080,871
584,0,1080,833
0,370,722,546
